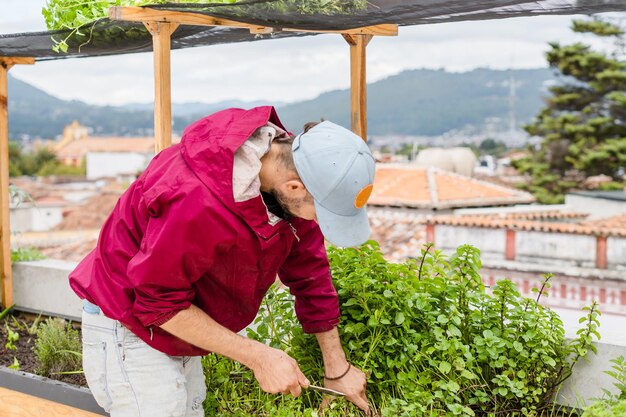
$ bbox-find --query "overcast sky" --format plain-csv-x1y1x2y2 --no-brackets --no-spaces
1,0,623,106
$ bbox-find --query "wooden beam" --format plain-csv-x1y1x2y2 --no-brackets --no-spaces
110,6,397,36
343,34,372,142
283,24,396,37
144,22,178,153
0,387,103,417
0,58,33,308
0,57,35,66
0,62,11,308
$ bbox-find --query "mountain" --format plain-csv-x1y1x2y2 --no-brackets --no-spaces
121,100,285,118
8,75,159,139
7,68,556,139
277,68,556,136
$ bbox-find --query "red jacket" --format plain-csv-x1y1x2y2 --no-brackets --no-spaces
69,106,340,356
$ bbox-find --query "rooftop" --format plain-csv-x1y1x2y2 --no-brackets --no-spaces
369,165,535,210
429,212,626,237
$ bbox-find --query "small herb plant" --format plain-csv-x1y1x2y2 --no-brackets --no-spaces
201,241,599,416
582,356,626,417
5,325,19,351
603,356,626,401
11,247,46,263
34,318,82,378
8,357,21,371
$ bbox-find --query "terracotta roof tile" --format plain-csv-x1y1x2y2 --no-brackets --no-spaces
369,165,535,209
582,213,626,230
429,212,626,237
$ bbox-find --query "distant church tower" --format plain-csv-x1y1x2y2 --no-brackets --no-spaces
55,120,89,152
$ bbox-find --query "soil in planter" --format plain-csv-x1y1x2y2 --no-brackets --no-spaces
0,311,87,386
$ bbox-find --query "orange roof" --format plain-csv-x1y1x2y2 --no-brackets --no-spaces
369,165,535,209
583,213,626,230
429,212,626,237
57,136,181,158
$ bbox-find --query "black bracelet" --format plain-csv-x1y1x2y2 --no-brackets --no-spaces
324,363,351,381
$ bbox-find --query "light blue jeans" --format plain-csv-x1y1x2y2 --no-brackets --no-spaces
81,302,206,417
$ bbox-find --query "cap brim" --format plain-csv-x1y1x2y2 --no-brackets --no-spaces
314,200,371,248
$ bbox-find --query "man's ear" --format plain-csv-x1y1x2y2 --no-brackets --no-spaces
279,179,308,199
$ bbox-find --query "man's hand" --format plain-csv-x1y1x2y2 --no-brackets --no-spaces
159,306,309,398
323,363,369,413
250,345,310,397
315,328,370,414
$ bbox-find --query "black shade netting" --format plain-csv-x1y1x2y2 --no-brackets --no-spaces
1,0,625,61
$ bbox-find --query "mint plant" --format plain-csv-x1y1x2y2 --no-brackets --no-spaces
202,241,599,416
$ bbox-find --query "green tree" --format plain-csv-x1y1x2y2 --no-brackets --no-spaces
514,18,626,204
8,142,23,176
396,142,423,160
7,143,85,177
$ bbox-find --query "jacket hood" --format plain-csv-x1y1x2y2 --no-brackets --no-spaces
180,106,288,209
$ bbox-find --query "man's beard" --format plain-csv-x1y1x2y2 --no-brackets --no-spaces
270,189,300,219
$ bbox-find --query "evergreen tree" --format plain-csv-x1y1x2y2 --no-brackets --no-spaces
514,18,626,204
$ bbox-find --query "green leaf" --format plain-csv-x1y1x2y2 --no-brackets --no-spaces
439,361,452,374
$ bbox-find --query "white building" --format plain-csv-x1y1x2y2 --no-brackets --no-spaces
86,151,153,180
10,198,68,233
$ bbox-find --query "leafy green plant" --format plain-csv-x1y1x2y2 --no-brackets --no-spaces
202,241,599,416
8,184,34,206
582,399,626,417
0,304,14,321
8,357,20,371
33,318,82,378
604,357,626,401
42,0,367,53
11,247,46,263
10,313,43,336
5,325,19,351
582,356,626,417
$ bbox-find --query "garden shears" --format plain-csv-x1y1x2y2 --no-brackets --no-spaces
306,384,346,397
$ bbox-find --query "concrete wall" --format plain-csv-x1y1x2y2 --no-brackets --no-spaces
86,152,152,180
607,237,626,269
566,194,626,220
516,231,596,268
10,260,81,321
9,207,32,233
435,225,505,260
10,205,64,232
558,342,626,408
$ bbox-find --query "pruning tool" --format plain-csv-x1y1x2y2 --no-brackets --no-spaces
306,384,346,397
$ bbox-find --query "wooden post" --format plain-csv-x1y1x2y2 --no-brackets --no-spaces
0,57,34,308
144,22,179,153
110,7,397,145
0,61,11,309
343,34,372,142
